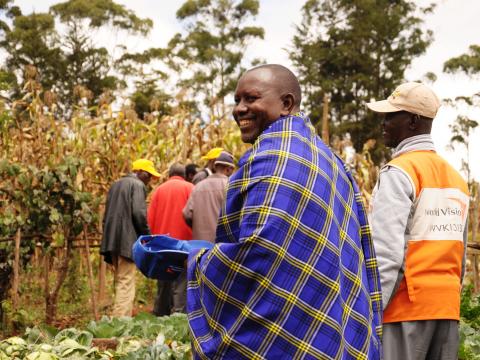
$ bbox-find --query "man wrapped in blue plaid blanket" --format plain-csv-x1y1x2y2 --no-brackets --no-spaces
187,65,382,359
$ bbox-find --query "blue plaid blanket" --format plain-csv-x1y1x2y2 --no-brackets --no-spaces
187,114,382,359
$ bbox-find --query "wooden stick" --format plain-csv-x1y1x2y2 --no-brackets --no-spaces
98,257,106,306
471,182,480,292
321,94,330,144
44,250,50,323
474,254,479,293
84,226,99,320
11,228,21,310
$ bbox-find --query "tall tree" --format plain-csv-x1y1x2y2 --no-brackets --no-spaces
0,1,22,93
117,48,174,120
290,0,433,162
130,78,173,120
4,13,63,95
166,0,264,121
443,45,480,248
444,44,480,185
444,45,480,76
447,109,478,184
0,0,21,41
50,0,152,114
2,0,153,117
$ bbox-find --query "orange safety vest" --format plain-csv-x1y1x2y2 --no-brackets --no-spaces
383,150,469,323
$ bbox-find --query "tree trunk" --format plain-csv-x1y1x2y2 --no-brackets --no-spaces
471,182,479,244
0,251,12,325
84,227,99,320
321,94,330,145
44,251,51,323
472,183,480,292
11,229,21,310
98,259,106,306
474,255,479,293
45,237,73,325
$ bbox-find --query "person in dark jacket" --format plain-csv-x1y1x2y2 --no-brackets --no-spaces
185,163,199,183
191,147,223,185
100,159,160,317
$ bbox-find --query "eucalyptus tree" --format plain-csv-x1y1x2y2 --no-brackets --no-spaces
165,0,264,121
444,45,480,184
290,0,433,162
2,0,153,117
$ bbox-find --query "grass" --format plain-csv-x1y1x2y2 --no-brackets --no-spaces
1,250,159,338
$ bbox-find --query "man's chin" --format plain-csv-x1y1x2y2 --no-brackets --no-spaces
241,132,257,144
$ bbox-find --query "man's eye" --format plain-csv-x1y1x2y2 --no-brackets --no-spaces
246,96,257,102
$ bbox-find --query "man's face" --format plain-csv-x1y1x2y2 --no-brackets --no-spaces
382,111,411,148
136,171,152,186
225,166,234,177
233,69,286,144
207,159,216,172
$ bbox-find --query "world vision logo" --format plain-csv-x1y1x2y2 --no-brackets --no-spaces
447,197,467,222
390,90,401,99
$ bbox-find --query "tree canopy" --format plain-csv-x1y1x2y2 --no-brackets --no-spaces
444,45,480,76
290,0,433,162
165,0,264,120
443,44,480,185
1,0,153,117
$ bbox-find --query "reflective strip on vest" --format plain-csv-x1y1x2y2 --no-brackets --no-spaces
382,151,469,323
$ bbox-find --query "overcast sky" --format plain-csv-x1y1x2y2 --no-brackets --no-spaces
15,0,480,180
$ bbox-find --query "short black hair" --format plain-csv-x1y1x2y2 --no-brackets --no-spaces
186,163,199,178
168,163,185,178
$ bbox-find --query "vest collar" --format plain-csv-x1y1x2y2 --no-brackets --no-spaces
392,134,435,159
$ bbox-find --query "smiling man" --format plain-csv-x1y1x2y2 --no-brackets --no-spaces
367,82,469,360
186,64,382,359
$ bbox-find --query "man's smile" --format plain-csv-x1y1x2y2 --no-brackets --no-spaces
238,118,255,129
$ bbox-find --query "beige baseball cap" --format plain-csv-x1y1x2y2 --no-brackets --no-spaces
367,82,441,119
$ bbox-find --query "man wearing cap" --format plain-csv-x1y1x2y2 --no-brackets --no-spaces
148,163,194,315
186,65,382,358
192,147,223,185
367,82,469,359
100,159,160,317
183,151,235,243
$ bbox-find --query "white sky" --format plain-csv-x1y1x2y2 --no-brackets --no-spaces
15,0,480,181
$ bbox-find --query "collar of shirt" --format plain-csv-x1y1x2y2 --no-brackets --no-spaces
392,134,436,158
210,173,228,179
238,112,308,167
127,173,146,186
168,175,186,182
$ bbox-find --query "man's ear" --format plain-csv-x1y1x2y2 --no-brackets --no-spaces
409,114,419,130
280,93,295,115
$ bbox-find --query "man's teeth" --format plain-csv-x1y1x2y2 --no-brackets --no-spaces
239,119,252,126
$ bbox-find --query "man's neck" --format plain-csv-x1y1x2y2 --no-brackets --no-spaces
392,134,435,158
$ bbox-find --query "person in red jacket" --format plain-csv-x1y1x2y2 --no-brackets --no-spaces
147,163,193,315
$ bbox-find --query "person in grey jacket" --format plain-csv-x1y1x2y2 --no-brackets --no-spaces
183,151,235,242
100,159,160,317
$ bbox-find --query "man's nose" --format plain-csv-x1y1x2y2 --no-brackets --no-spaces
233,100,247,117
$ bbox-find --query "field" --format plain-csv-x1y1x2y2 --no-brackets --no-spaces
0,63,479,360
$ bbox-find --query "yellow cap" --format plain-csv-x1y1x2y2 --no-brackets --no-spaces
201,147,224,160
367,82,441,119
132,159,161,177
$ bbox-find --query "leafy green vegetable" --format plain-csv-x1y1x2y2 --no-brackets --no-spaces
459,321,480,360
0,312,191,359
459,286,480,359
